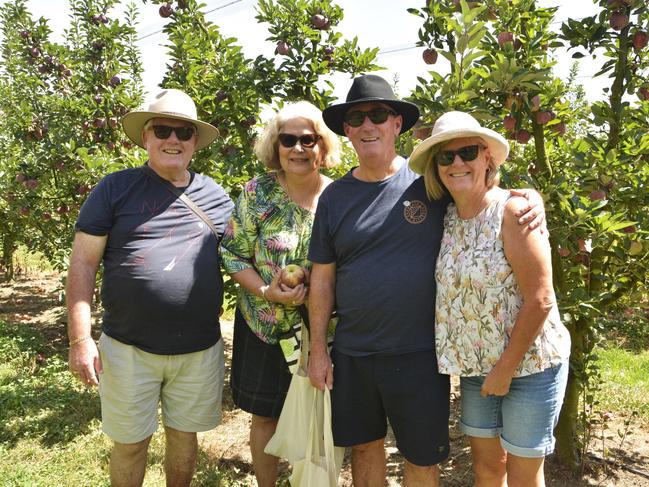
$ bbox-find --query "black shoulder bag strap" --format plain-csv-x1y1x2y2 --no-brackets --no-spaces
140,165,220,239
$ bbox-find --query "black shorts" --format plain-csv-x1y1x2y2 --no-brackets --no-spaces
331,349,450,466
230,309,292,418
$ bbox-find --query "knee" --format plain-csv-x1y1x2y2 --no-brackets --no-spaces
251,414,279,428
474,454,507,481
113,437,151,458
352,438,384,454
164,427,197,447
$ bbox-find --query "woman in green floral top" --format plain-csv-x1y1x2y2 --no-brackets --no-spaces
409,112,570,487
220,101,340,487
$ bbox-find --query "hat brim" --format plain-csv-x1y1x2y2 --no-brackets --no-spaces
409,127,509,175
122,111,220,151
322,98,420,136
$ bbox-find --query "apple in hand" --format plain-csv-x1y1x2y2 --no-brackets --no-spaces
280,264,306,288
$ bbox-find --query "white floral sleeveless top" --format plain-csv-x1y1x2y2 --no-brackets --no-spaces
435,189,571,377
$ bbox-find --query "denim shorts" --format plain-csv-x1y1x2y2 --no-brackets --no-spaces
460,362,568,458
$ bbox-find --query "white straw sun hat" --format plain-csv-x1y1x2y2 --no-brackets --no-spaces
409,111,509,175
122,89,219,151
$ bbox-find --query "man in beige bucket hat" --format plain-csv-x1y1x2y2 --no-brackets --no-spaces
67,88,233,486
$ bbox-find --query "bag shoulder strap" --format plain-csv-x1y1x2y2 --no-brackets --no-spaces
140,165,220,239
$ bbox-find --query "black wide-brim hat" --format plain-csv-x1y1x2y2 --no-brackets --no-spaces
322,74,420,136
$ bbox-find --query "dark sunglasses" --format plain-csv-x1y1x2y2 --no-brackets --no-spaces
151,124,196,141
278,133,321,148
435,144,485,166
344,108,398,127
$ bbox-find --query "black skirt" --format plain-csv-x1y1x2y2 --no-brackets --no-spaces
230,308,292,418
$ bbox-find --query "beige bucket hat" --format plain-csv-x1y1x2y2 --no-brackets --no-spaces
409,111,509,175
122,89,219,151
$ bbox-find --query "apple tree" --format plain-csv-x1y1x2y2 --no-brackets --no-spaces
0,0,144,277
408,0,647,470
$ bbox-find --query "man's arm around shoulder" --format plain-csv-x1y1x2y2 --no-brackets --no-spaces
67,231,107,387
307,262,336,391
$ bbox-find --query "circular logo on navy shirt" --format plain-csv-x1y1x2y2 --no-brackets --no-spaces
403,200,428,224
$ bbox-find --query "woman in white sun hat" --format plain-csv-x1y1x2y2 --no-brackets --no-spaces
410,111,571,487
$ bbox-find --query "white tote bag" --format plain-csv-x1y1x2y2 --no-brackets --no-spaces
264,325,344,485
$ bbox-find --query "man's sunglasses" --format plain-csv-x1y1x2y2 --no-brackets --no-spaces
278,133,321,148
344,108,398,127
151,125,196,141
435,144,485,166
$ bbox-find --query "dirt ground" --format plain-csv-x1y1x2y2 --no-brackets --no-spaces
1,271,648,486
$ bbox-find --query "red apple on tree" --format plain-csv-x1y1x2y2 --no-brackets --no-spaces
638,87,649,101
633,31,648,51
275,41,290,55
516,129,531,144
497,31,514,47
159,4,174,18
280,264,306,288
422,48,438,65
609,11,629,31
589,189,607,201
503,115,516,131
311,14,329,30
24,179,39,190
536,111,552,125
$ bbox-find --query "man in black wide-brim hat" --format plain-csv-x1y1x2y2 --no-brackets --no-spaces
307,74,452,485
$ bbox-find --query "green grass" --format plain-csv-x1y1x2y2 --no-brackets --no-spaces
1,316,647,485
595,346,649,420
0,320,251,486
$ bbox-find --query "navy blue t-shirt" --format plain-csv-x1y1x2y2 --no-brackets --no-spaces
75,165,234,354
308,161,449,356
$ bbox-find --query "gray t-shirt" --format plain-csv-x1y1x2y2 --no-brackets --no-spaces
75,165,234,354
308,161,448,356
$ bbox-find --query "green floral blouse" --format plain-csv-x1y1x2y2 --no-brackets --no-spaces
221,172,315,368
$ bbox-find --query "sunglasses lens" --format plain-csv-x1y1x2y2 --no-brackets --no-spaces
278,134,320,148
458,145,480,161
152,125,173,139
436,151,455,166
152,125,195,141
344,112,365,127
367,109,391,124
278,134,298,147
435,145,482,166
344,109,395,127
174,127,195,141
299,135,318,148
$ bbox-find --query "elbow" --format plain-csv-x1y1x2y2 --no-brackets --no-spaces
529,294,556,316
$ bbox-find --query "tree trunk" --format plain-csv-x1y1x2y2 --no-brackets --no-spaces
555,316,587,470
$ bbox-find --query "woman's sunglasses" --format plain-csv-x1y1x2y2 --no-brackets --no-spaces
435,144,485,166
344,108,398,127
151,125,196,141
278,133,321,148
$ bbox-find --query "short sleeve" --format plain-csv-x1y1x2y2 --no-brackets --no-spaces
220,180,259,275
75,176,113,236
308,191,336,264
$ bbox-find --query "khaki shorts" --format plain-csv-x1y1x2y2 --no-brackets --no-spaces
98,333,224,444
